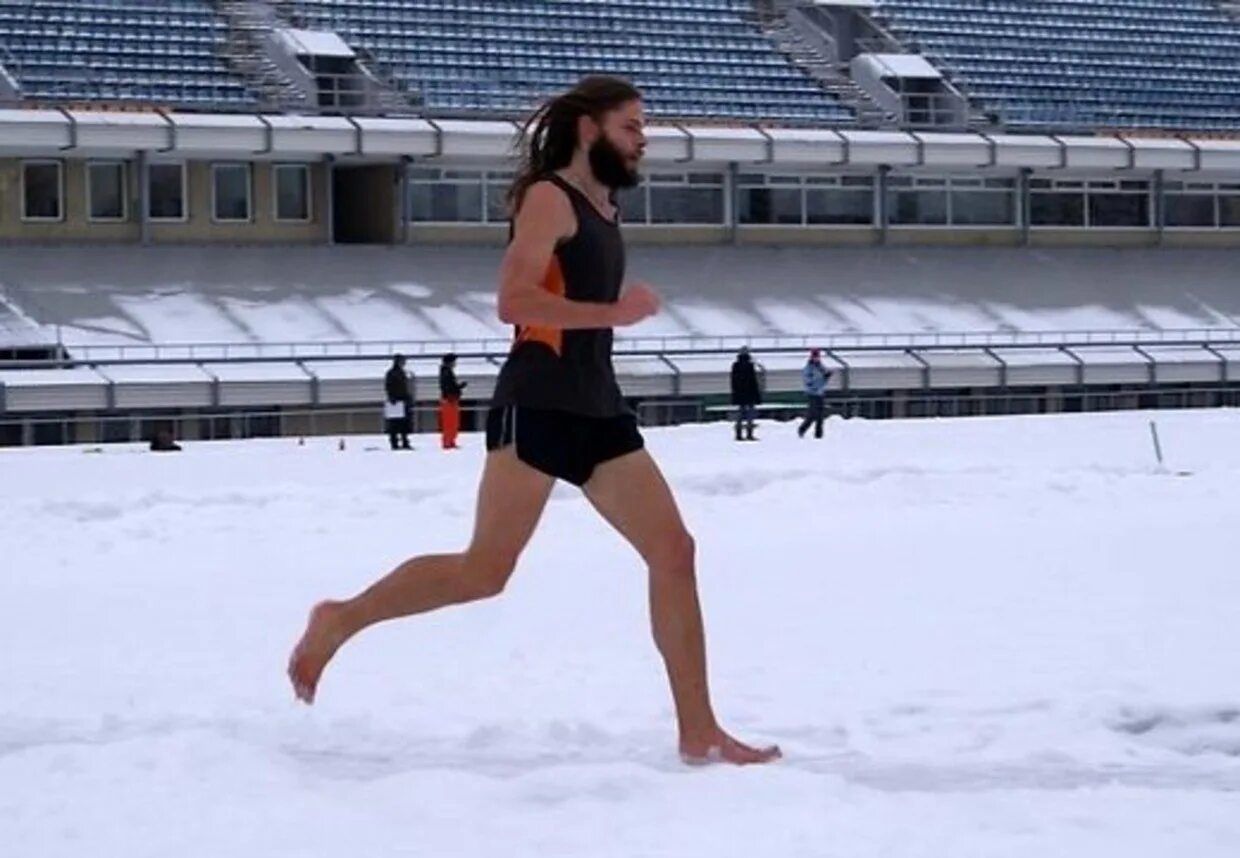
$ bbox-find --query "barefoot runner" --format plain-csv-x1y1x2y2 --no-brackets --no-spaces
288,75,781,766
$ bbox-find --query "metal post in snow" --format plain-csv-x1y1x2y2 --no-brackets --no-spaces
1149,420,1164,468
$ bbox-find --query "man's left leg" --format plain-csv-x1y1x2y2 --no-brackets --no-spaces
582,448,781,765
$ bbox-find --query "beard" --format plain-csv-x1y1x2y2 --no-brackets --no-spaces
588,134,640,189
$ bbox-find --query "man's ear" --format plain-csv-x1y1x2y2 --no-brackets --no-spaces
577,113,599,148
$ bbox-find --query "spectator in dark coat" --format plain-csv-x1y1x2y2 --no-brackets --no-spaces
384,354,413,450
730,347,762,441
149,427,182,452
438,353,467,449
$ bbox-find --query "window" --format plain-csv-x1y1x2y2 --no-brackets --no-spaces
616,185,648,223
87,161,126,221
646,173,724,225
1221,193,1240,228
740,173,878,226
951,178,1017,226
1030,182,1085,226
1164,181,1240,229
1031,178,1149,228
22,160,62,221
149,163,186,221
1089,180,1149,228
740,186,803,224
805,176,874,225
738,173,802,225
1164,186,1215,227
405,168,724,226
212,163,251,222
485,171,513,223
274,164,311,222
888,176,947,225
408,168,485,223
887,175,1015,226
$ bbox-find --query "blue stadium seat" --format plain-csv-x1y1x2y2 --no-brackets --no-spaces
286,0,854,124
0,0,256,108
874,0,1240,131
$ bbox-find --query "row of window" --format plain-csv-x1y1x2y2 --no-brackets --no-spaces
409,169,1240,229
9,162,1240,230
12,161,313,224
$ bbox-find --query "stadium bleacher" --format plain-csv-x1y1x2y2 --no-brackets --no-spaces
874,0,1240,131
286,0,854,124
0,0,255,108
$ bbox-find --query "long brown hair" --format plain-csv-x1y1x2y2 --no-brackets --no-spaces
507,75,642,216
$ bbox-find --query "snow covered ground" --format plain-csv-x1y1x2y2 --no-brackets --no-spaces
3,409,1240,857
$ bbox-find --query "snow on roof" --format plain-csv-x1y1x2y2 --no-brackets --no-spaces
988,348,1080,367
831,351,924,368
199,362,312,382
0,367,105,386
96,364,213,384
1067,346,1152,364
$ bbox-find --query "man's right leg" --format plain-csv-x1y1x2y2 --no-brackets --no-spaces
445,400,461,448
287,447,556,703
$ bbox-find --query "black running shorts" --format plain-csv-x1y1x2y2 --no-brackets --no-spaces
485,405,645,487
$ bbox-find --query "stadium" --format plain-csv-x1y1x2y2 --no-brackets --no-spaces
0,0,1238,443
3,2,1240,856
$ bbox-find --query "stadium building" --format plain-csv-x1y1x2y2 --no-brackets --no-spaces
1,0,1239,446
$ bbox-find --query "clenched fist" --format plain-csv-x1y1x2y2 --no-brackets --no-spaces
610,282,661,327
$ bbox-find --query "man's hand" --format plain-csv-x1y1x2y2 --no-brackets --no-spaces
610,283,661,327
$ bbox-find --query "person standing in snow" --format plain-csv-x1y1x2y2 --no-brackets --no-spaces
384,354,413,451
288,75,780,768
438,353,467,449
797,349,831,440
729,346,761,442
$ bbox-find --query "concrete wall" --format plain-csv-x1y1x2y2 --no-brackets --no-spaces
0,158,327,244
1028,228,1159,248
626,226,729,245
408,224,506,245
0,157,141,242
1160,230,1240,248
735,226,879,246
150,161,327,244
886,228,1021,247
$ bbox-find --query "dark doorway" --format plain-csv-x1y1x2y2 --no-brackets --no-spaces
332,165,398,244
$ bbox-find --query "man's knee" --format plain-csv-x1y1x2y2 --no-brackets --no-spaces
650,529,696,577
460,549,519,600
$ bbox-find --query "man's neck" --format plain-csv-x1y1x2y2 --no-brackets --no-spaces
559,157,611,207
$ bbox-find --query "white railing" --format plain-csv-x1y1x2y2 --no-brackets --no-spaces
34,326,1240,365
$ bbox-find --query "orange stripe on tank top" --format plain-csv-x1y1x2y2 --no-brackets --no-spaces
515,255,565,356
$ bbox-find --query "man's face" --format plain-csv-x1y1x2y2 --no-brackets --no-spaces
584,100,646,189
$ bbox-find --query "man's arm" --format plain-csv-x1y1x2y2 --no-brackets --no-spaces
497,181,656,329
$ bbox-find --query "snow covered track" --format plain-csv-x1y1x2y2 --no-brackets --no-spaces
3,410,1240,856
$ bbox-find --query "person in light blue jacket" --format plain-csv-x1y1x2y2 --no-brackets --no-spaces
798,349,831,439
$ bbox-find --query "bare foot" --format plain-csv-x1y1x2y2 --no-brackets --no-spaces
287,600,349,704
680,729,782,766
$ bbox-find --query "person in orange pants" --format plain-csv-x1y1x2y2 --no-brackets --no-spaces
438,353,467,449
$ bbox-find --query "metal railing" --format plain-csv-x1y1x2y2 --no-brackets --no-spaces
0,402,490,447
13,326,1238,368
5,383,1240,448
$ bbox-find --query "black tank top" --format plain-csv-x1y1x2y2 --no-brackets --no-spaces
490,173,628,417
